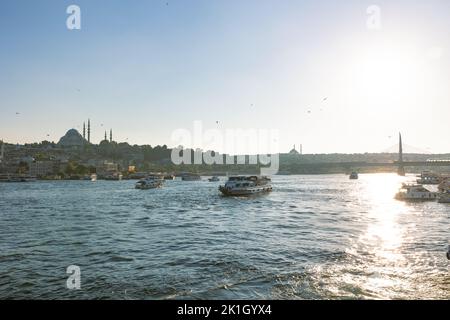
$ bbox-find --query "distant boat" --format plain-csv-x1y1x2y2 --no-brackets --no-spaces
0,174,36,182
135,176,164,190
91,174,97,182
417,171,441,185
208,176,220,182
395,184,438,201
349,172,359,180
219,176,272,196
163,174,175,180
181,173,202,181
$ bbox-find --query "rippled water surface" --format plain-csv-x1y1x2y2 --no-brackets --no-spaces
0,174,449,299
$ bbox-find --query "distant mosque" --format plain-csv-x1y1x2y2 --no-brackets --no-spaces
289,144,302,155
57,119,114,147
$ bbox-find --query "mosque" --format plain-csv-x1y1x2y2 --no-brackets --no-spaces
57,119,114,147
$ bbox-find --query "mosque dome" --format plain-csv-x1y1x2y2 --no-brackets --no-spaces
57,129,86,147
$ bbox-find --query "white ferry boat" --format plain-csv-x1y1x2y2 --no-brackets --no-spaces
219,176,272,196
135,176,164,190
394,184,438,201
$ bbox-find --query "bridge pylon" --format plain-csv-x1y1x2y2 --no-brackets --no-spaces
398,133,405,176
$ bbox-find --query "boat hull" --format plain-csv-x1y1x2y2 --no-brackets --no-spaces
135,182,163,190
219,185,272,196
395,193,438,201
438,195,450,203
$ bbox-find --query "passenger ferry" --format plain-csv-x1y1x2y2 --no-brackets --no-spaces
219,176,272,196
135,175,164,190
394,183,438,201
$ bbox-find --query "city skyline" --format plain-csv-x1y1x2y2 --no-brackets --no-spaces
1,0,449,153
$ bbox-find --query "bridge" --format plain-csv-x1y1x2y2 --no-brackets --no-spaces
288,134,450,175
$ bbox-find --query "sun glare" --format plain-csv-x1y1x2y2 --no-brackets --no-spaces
338,39,427,116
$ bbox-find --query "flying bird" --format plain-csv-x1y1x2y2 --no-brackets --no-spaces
323,97,328,101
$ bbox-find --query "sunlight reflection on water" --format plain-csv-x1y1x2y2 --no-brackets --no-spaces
0,174,448,299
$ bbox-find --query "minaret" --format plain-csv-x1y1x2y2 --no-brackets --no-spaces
300,144,303,155
87,119,91,143
104,131,107,141
0,140,4,163
83,122,86,140
110,129,112,143
398,132,405,176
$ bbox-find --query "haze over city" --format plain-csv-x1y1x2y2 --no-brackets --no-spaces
1,0,449,153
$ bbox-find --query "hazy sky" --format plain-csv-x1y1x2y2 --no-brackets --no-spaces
0,0,449,153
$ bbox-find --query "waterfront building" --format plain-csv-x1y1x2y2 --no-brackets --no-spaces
29,160,58,177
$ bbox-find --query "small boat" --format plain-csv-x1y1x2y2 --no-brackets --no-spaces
394,183,438,201
219,176,272,196
208,176,220,182
416,171,441,185
181,173,202,181
163,175,175,180
91,174,97,182
0,174,36,182
349,172,358,180
135,176,164,190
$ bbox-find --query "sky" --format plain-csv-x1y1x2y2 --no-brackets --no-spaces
0,0,449,154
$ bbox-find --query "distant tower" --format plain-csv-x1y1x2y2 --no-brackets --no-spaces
110,129,112,143
398,133,405,176
104,131,107,141
300,144,303,155
83,122,86,140
87,119,91,143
